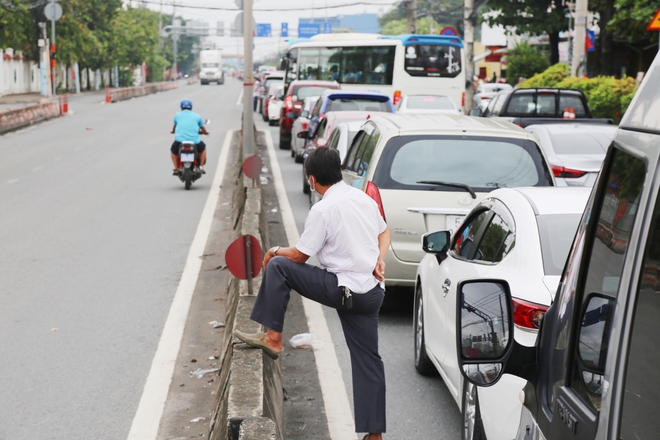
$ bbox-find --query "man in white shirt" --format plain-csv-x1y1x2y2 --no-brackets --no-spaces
235,147,390,440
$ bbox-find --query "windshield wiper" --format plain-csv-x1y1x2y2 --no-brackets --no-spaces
417,180,477,199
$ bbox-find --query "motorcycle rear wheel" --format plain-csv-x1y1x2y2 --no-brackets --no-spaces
183,168,192,190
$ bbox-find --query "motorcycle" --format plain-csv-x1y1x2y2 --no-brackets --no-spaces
175,119,210,190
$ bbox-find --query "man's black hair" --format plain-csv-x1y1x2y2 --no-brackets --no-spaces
304,148,342,186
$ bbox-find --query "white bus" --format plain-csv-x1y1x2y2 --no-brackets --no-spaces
281,33,466,110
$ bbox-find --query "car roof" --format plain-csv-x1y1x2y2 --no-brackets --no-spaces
321,90,391,101
363,113,533,138
493,187,591,216
290,80,339,87
334,120,366,131
323,111,373,122
526,123,618,135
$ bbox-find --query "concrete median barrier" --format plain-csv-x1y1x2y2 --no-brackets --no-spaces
0,100,60,134
209,130,283,440
105,81,179,103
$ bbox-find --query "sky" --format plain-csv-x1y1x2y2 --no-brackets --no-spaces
132,0,401,61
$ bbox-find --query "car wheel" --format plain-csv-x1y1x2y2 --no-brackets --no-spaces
269,119,277,127
291,148,295,158
294,150,304,164
414,285,437,376
280,135,291,150
262,113,268,122
462,381,486,440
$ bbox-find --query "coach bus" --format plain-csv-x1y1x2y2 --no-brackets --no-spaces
281,33,467,110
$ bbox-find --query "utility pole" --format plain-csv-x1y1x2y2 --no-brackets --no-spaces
406,0,417,34
242,0,255,157
463,0,476,113
571,0,588,76
172,2,179,79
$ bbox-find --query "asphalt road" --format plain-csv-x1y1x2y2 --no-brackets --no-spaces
255,115,463,439
0,80,242,439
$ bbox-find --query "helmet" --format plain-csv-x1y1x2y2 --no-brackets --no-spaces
180,99,193,110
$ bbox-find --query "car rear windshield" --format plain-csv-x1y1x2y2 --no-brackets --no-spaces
404,44,462,77
536,214,582,275
549,132,612,155
372,135,552,191
202,63,220,68
506,92,587,117
326,98,390,112
406,96,455,110
295,86,333,101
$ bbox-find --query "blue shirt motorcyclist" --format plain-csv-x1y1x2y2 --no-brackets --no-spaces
170,99,209,174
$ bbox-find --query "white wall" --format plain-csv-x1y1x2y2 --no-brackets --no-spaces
0,48,43,97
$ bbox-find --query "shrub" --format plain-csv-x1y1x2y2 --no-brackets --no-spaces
505,42,550,85
518,64,639,122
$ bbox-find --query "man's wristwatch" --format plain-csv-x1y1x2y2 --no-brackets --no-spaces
272,246,281,256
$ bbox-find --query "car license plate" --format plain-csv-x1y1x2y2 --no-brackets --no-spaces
446,215,465,231
181,153,195,162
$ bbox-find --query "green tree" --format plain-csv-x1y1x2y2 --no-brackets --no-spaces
382,16,444,36
505,41,550,85
607,0,658,70
483,0,568,65
160,14,200,75
380,0,463,34
0,0,38,53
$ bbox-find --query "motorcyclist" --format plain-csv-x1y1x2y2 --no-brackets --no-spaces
171,99,209,175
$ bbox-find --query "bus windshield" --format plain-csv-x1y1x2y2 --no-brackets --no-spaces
404,44,462,78
288,46,395,85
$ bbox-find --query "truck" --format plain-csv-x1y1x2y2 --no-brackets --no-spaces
457,53,660,440
470,87,613,127
199,50,224,85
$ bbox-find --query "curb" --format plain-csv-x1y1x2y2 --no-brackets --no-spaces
209,130,283,440
0,100,60,134
105,81,179,103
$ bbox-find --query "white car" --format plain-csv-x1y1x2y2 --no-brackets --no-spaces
267,85,285,126
525,123,617,187
473,83,513,110
395,94,462,115
291,96,319,163
414,186,590,440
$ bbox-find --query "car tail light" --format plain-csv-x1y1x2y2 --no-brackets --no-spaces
285,95,293,111
461,92,465,107
365,181,386,220
481,96,491,100
512,298,548,329
301,121,308,130
551,165,587,178
393,90,402,105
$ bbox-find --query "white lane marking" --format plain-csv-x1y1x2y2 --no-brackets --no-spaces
32,166,44,172
6,179,18,185
264,131,357,440
127,130,234,440
236,89,243,106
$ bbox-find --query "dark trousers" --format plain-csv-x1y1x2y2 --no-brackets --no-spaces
250,257,386,433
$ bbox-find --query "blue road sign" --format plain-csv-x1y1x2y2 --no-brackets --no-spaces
281,22,289,38
298,22,320,38
256,23,272,37
323,22,332,34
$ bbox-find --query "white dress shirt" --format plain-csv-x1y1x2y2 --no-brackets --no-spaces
296,181,387,293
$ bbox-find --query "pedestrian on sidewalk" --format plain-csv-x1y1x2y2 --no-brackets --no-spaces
252,79,260,111
235,147,390,440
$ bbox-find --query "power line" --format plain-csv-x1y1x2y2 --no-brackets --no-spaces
137,0,396,11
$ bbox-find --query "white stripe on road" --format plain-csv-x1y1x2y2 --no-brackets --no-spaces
236,89,243,106
126,130,234,440
264,130,358,440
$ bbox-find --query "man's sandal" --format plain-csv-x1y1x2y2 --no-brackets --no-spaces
234,330,280,360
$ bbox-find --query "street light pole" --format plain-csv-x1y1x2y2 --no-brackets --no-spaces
571,0,587,76
50,0,57,97
242,0,255,158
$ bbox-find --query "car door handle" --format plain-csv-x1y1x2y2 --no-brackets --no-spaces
442,278,451,296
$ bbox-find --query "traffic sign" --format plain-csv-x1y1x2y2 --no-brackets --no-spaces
44,2,63,21
243,155,263,179
647,7,660,31
298,22,320,38
256,23,272,37
225,234,262,280
281,22,289,38
439,26,458,36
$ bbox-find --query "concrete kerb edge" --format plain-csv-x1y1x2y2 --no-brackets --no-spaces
209,129,282,440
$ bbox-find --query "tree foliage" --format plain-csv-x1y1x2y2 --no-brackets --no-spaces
0,1,198,83
608,0,658,43
505,41,549,85
382,16,444,36
380,0,463,34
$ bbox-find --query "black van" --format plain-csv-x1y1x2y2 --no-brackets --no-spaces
456,54,660,440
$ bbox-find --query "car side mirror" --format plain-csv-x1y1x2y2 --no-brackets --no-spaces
292,95,298,101
301,110,310,118
576,293,614,396
469,108,483,117
422,231,450,254
286,112,296,119
297,131,308,139
457,280,514,386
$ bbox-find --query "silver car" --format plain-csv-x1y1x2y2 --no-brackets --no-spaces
341,113,555,287
291,96,319,163
526,123,617,186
